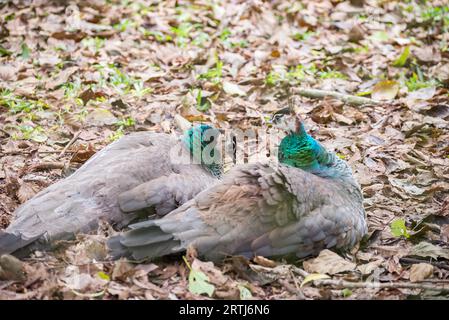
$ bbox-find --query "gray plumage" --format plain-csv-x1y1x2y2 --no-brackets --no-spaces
108,161,367,262
0,131,219,256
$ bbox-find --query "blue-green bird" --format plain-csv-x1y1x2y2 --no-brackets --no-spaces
0,124,223,256
108,107,367,261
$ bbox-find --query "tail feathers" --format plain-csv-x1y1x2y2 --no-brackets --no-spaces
106,235,133,260
107,224,182,261
0,230,40,256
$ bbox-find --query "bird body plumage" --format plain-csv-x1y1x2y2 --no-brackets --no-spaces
0,125,222,256
108,120,367,261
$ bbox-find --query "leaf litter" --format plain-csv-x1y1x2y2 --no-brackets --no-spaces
0,0,449,300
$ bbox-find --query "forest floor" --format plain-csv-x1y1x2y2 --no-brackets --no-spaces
0,0,449,300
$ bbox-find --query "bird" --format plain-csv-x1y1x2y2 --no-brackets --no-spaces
107,105,368,262
0,121,224,256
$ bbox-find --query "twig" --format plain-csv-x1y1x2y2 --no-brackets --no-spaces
0,150,63,156
310,278,449,292
290,266,449,292
399,257,449,271
58,130,81,158
293,88,379,106
27,162,66,173
0,127,11,137
0,281,14,290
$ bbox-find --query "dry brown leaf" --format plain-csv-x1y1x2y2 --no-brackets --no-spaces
17,181,38,203
409,263,433,282
371,80,399,101
85,109,118,126
357,259,383,275
0,254,26,281
253,256,277,268
413,46,441,65
303,250,356,275
0,64,18,81
70,143,96,164
45,66,79,90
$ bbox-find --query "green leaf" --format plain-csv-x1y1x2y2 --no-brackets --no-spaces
20,42,31,59
341,288,352,297
195,89,211,112
30,130,47,143
188,269,215,297
393,46,410,67
0,45,12,57
238,284,252,300
97,271,110,281
390,219,410,238
370,31,389,42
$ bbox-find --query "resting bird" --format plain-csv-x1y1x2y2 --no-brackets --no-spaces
0,122,223,256
108,107,368,261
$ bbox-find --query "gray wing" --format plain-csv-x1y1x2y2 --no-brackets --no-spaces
118,170,218,216
1,132,178,255
108,162,367,261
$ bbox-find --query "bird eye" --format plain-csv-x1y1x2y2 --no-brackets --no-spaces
270,114,282,123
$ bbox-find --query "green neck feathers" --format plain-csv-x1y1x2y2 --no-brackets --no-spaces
278,122,350,178
183,124,223,178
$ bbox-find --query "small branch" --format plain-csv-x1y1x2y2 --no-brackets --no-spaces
27,162,66,173
290,266,449,292
399,257,449,271
0,127,11,137
58,130,81,159
293,88,379,106
0,150,65,156
311,278,449,292
174,115,192,132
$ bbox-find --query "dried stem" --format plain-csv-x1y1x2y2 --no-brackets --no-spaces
290,266,449,292
293,88,379,106
58,130,81,159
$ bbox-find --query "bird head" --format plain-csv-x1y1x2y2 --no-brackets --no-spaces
269,98,306,136
183,124,223,177
271,98,329,172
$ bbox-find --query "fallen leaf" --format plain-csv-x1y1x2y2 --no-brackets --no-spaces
390,219,410,238
253,256,277,268
17,181,38,203
409,263,433,282
441,225,449,242
410,242,449,260
238,284,253,300
79,89,107,105
371,80,400,101
300,273,330,287
0,254,26,281
389,178,426,197
70,144,96,164
393,46,410,67
85,109,118,126
303,250,356,275
348,24,364,42
435,63,449,85
191,259,228,286
406,86,436,101
0,64,18,81
413,46,441,65
45,66,78,90
223,81,246,96
112,259,135,281
188,269,215,297
357,259,383,275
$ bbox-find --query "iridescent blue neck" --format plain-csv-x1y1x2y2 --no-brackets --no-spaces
183,124,223,178
278,129,352,179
